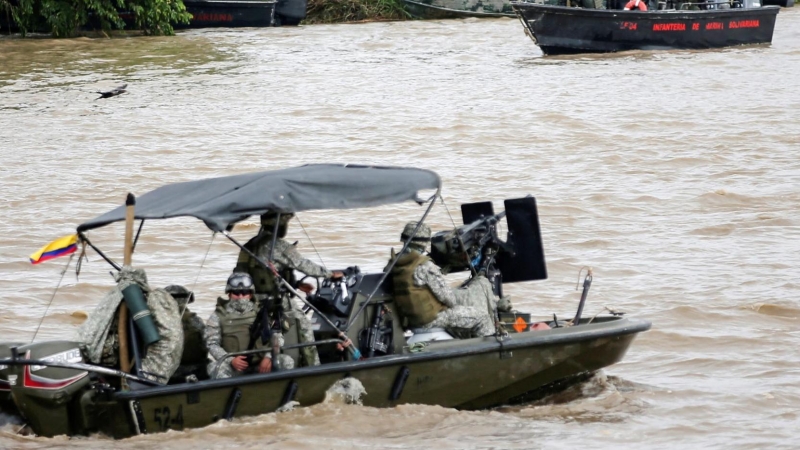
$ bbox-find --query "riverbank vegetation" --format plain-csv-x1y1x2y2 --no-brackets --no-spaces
0,0,190,37
303,0,409,24
0,0,409,37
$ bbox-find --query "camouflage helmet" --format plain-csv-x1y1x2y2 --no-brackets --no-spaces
401,221,431,242
260,211,295,227
260,211,294,237
226,272,255,294
164,285,194,307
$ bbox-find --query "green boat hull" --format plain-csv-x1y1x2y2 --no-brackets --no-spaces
96,316,648,437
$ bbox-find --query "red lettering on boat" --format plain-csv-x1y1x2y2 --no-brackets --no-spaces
620,21,638,30
729,20,759,29
652,23,687,31
192,13,234,22
705,22,724,30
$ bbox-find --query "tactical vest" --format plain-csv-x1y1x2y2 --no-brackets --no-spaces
235,235,295,297
215,298,267,361
390,251,445,328
180,310,208,366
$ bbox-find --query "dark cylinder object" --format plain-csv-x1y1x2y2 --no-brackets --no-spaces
121,284,160,346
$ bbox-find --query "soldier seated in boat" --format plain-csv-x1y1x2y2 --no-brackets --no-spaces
234,211,343,367
204,272,296,379
388,222,511,338
164,285,208,381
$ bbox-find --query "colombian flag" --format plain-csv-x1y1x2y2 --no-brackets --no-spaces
30,234,78,265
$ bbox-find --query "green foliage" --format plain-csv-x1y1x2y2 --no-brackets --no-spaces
304,0,410,24
2,0,190,37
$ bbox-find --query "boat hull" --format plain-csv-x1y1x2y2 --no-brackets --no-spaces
511,3,780,55
179,1,278,28
89,316,650,438
403,0,516,18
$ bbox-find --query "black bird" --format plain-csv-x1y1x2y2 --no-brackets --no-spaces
95,84,127,100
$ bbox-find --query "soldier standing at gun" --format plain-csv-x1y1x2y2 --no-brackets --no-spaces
389,222,508,338
234,212,343,367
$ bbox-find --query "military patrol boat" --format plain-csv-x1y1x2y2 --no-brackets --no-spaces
0,164,651,438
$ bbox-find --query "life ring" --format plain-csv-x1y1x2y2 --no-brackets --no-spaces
624,0,647,10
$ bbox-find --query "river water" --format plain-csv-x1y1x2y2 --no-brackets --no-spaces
1,10,799,449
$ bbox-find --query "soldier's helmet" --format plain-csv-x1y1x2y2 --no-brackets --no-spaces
225,272,255,294
164,285,195,307
260,211,294,237
400,221,431,242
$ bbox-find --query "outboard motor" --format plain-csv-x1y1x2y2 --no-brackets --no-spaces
0,342,23,417
8,341,93,437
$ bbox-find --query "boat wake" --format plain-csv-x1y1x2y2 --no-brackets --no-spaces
498,372,653,423
323,377,367,406
0,413,21,428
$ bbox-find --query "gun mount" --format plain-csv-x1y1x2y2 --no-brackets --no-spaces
430,196,548,283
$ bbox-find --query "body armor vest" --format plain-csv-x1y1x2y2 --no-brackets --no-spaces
390,251,445,328
215,298,267,361
235,235,295,297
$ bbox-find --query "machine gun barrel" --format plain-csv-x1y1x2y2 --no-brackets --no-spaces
430,211,509,273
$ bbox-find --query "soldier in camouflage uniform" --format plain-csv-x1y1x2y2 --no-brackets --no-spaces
389,222,500,338
76,266,183,384
205,272,295,379
164,285,208,380
233,212,343,367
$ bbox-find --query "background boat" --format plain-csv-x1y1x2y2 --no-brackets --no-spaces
178,0,278,28
404,0,516,18
512,2,780,55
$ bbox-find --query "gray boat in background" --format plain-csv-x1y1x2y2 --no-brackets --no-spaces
403,0,516,18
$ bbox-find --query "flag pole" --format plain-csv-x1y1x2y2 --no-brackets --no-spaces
118,193,136,379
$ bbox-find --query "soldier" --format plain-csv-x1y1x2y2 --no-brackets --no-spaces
234,211,343,367
76,266,183,384
164,285,208,381
205,272,295,379
389,222,504,338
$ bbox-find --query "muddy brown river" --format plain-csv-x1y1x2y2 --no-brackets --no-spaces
1,11,799,449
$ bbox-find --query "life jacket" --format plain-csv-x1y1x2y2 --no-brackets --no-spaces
215,298,267,361
180,309,208,366
390,250,445,328
235,235,296,298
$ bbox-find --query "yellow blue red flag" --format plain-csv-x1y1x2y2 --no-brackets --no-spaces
30,234,78,265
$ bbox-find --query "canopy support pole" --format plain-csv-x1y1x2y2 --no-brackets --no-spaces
119,194,135,385
344,193,439,333
77,233,121,271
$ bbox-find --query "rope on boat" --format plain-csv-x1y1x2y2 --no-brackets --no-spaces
31,252,75,342
295,214,327,271
184,231,216,318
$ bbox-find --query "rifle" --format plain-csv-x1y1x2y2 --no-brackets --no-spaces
245,297,278,371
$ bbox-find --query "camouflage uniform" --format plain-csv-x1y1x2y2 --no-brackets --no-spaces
391,222,498,337
164,285,208,380
410,254,496,336
76,266,183,384
204,297,295,379
234,216,324,367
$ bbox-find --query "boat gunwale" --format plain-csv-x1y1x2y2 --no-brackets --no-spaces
114,316,652,400
510,2,781,18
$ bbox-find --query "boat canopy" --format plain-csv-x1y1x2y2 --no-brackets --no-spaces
77,164,441,233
